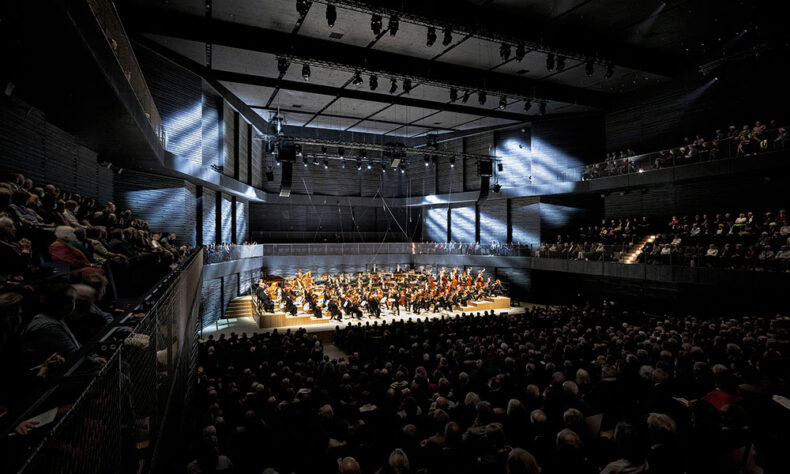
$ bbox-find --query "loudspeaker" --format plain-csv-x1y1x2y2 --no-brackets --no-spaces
478,158,493,177
278,142,297,162
266,170,274,182
477,175,490,202
279,162,293,197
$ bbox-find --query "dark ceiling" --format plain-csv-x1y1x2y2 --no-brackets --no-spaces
118,0,784,140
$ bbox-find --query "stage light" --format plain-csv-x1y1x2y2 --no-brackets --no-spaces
556,55,566,71
313,156,319,166
500,43,511,61
302,64,311,81
492,183,501,193
539,101,547,115
498,96,507,110
389,78,398,94
359,149,366,159
321,145,328,154
296,0,311,19
403,78,412,94
277,56,289,76
427,26,437,46
478,90,486,105
371,14,383,35
400,164,406,174
585,58,595,76
524,99,532,112
424,155,430,166
449,156,456,168
515,43,526,61
546,53,555,71
442,26,453,46
341,158,346,168
324,159,329,169
296,144,303,156
303,155,309,166
449,88,458,102
352,71,363,87
338,147,345,157
388,15,399,36
461,90,470,103
356,159,362,171
325,3,336,27
605,61,615,79
381,163,387,172
497,162,503,172
367,161,372,170
369,74,378,91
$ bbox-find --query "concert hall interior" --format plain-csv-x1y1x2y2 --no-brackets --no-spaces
1,1,789,473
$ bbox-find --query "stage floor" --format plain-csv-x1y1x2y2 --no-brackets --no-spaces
202,302,527,338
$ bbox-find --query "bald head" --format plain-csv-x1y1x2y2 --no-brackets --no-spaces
340,457,360,474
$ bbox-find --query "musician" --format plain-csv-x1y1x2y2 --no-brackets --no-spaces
327,298,342,321
283,295,298,316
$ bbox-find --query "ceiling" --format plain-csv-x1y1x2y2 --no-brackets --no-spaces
119,0,779,140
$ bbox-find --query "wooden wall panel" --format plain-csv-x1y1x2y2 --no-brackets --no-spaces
238,118,249,183
479,200,507,244
222,102,235,177
202,189,217,245
221,192,233,243
235,199,248,243
251,139,264,189
424,206,448,242
450,204,475,242
511,197,541,248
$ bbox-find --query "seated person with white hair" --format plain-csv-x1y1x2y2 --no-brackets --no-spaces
49,225,104,274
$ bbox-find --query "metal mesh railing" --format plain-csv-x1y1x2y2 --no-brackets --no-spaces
12,254,203,474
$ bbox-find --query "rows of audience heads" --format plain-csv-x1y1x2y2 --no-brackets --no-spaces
537,209,789,270
0,170,191,425
189,302,788,473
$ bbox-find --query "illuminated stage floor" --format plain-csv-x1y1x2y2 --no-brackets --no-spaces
202,303,527,338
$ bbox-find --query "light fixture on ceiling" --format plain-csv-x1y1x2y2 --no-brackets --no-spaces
424,155,430,167
605,61,615,79
556,55,566,71
303,155,309,166
403,78,412,94
321,145,328,154
359,149,366,159
449,88,458,102
366,161,372,170
323,159,329,169
370,14,383,35
492,183,502,193
442,26,453,46
296,144,303,157
539,101,547,115
461,90,470,103
546,53,555,71
449,156,456,168
296,0,311,19
388,15,399,36
381,163,387,172
369,74,378,91
500,43,511,61
341,158,346,168
427,26,437,47
524,99,532,112
338,147,345,157
302,63,311,81
585,58,595,76
325,3,336,27
277,56,289,76
400,163,406,174
356,159,362,171
498,96,507,110
352,71,363,87
389,78,398,94
515,43,526,61
313,156,320,166
478,90,486,105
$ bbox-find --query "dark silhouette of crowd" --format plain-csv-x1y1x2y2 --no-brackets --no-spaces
190,302,789,473
0,170,192,431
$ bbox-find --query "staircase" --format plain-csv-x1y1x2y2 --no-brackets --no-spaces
623,235,657,264
223,295,254,320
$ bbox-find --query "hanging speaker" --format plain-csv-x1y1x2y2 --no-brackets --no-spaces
266,170,274,182
478,158,493,177
279,162,293,197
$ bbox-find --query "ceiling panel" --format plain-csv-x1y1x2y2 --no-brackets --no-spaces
304,115,360,131
389,125,433,138
220,82,276,106
131,0,204,16
255,109,317,127
347,120,402,135
410,110,483,129
455,116,518,131
268,89,336,113
368,104,440,124
298,6,376,48
436,36,507,71
322,98,389,119
142,34,205,64
213,0,297,32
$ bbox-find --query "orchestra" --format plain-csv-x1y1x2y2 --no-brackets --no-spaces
253,266,506,321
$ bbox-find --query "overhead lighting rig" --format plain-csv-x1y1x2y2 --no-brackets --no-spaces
370,14,383,35
442,26,453,46
388,15,399,36
296,0,311,19
403,78,412,94
302,63,311,81
389,78,398,94
369,74,378,91
478,90,486,105
515,43,526,61
325,3,336,27
449,88,458,102
585,58,595,76
277,56,290,76
351,71,363,86
499,43,512,61
546,53,555,71
556,55,566,71
498,96,507,110
426,26,437,46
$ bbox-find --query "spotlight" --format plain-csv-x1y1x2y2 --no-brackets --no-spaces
515,43,526,61
338,147,345,157
424,155,430,167
325,3,336,27
492,183,502,193
478,90,486,105
400,164,406,174
296,0,311,19
449,156,456,168
341,158,346,168
303,155,309,166
605,61,615,79
277,56,289,76
302,63,311,81
324,159,329,169
500,43,511,61
403,78,412,94
585,58,595,76
556,55,566,71
442,26,453,46
352,71,363,87
321,145,328,154
539,101,547,115
524,99,532,112
381,163,387,172
295,144,303,157
427,26,437,47
369,74,378,91
370,14,383,35
497,162,503,172
450,88,458,102
313,156,319,166
498,96,507,110
389,78,398,94
461,90,470,103
356,159,362,171
389,15,399,36
366,161,372,170
546,53,555,71
359,149,366,159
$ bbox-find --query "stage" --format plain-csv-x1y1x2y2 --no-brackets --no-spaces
206,294,522,336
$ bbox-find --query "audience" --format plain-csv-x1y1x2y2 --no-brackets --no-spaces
189,302,788,473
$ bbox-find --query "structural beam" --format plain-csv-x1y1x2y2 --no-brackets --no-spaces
123,8,609,109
